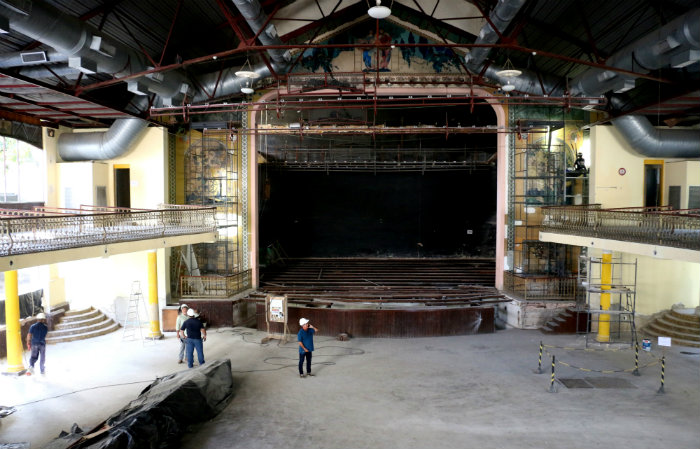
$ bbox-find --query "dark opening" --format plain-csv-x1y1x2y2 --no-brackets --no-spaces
115,168,131,208
644,164,662,207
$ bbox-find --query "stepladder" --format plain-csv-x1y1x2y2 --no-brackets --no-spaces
122,281,154,345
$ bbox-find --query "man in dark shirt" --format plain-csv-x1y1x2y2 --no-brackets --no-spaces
178,308,206,368
26,312,49,374
297,318,319,378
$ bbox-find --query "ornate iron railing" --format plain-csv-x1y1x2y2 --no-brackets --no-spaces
0,204,217,257
541,205,700,250
180,269,252,298
504,271,580,300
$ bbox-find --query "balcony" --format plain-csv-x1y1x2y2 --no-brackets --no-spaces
539,205,700,262
0,204,218,270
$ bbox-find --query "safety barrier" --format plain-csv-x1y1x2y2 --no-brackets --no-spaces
180,270,252,298
535,340,666,393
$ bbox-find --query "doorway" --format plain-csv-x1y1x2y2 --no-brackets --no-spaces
114,165,131,208
643,161,663,207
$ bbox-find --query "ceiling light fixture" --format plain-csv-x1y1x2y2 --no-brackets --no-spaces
235,57,260,94
368,0,392,19
495,57,521,93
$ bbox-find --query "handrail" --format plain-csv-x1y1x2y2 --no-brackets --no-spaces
0,205,217,257
541,205,700,250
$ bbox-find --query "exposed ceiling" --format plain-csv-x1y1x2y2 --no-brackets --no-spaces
0,0,698,129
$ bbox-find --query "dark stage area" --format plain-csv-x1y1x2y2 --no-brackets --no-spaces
259,170,496,259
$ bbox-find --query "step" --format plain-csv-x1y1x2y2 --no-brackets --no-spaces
46,319,117,340
656,316,700,334
54,314,106,331
645,322,700,343
668,309,700,325
642,328,700,349
662,313,700,329
46,321,120,344
60,308,101,323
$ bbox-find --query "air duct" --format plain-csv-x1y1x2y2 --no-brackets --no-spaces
464,0,527,71
570,9,700,97
465,1,700,159
58,117,149,161
230,0,291,68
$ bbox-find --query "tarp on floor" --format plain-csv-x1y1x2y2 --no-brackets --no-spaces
41,359,234,449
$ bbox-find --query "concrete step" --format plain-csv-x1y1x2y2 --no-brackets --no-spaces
61,308,101,323
663,313,700,329
655,316,700,336
645,321,700,342
668,309,700,326
643,327,700,349
54,314,106,330
46,321,121,344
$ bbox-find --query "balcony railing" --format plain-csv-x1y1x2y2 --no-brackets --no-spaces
541,205,700,251
180,270,252,298
0,204,217,257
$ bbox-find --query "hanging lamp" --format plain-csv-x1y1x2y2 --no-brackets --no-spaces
368,0,392,19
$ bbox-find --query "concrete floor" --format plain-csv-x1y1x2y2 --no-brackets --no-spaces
1,327,698,449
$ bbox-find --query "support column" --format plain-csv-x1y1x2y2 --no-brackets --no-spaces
597,250,612,342
147,250,163,339
4,271,26,375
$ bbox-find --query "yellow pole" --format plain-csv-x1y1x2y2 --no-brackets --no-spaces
597,251,612,342
147,250,163,339
4,270,26,374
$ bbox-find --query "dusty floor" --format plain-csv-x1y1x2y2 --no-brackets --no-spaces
1,327,699,448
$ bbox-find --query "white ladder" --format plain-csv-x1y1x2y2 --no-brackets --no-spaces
122,281,152,345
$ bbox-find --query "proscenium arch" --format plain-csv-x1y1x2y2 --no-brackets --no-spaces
248,87,507,290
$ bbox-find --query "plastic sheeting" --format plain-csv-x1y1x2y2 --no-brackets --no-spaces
0,289,43,325
42,359,233,449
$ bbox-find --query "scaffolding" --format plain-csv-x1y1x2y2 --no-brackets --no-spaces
180,128,245,296
580,255,637,347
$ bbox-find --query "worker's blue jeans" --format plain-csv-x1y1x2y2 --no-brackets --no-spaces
185,338,205,368
299,351,312,374
29,343,46,373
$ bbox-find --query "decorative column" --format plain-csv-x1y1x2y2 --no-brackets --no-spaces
147,250,163,339
3,270,26,375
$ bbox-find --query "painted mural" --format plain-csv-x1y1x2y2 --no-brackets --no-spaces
298,20,463,74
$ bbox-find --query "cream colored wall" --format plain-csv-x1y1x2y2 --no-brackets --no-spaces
45,126,171,318
588,125,700,315
589,125,645,207
665,160,700,209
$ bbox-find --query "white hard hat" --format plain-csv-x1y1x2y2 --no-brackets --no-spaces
36,312,46,320
299,318,309,326
187,308,195,317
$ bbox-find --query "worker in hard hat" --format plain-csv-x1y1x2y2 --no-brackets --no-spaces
297,318,319,378
26,312,49,375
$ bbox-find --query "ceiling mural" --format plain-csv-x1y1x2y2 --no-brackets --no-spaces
299,21,463,74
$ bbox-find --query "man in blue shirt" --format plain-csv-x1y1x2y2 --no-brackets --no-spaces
178,308,206,368
297,318,319,378
26,312,48,374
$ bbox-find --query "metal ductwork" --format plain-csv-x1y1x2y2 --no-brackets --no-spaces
611,115,700,158
570,8,700,97
0,50,67,67
465,1,700,159
464,0,527,70
58,117,149,161
230,0,291,68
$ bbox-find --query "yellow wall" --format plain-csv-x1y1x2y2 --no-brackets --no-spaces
665,160,700,209
589,125,700,314
43,126,171,316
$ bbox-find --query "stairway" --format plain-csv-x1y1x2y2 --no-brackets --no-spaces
540,307,590,334
46,307,120,344
642,309,700,348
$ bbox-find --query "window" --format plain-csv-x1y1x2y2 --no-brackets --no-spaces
0,136,45,203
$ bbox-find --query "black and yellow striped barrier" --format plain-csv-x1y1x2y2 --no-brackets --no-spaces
657,356,665,394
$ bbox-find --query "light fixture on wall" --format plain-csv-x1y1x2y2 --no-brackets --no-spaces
495,57,521,93
235,57,260,95
368,0,392,19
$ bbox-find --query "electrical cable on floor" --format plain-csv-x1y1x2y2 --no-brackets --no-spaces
9,380,154,408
